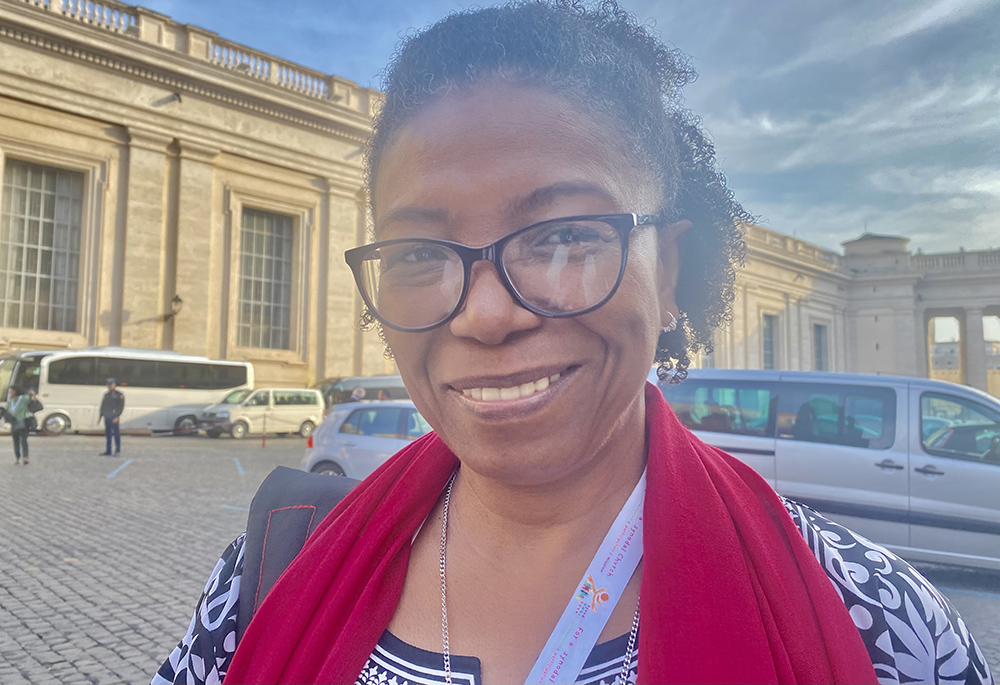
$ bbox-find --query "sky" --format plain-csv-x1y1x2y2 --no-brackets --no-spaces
139,0,1000,255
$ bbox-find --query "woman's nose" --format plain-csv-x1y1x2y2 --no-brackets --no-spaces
449,260,542,344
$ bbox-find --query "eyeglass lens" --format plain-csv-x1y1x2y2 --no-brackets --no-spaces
358,218,624,330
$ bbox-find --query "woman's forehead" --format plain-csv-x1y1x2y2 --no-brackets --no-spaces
371,84,658,234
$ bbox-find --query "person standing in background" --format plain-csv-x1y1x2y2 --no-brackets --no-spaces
99,378,125,456
3,386,36,465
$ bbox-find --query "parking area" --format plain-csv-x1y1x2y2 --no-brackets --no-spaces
0,435,998,683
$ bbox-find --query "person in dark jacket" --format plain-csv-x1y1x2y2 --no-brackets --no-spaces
99,378,125,456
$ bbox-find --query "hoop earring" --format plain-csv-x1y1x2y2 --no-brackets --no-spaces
660,311,678,334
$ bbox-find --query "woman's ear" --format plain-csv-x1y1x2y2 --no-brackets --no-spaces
656,219,691,327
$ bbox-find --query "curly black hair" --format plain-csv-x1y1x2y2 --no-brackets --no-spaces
362,0,750,381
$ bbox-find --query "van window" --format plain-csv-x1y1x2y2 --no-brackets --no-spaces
778,384,895,449
664,380,776,436
245,391,270,407
921,393,1000,464
274,391,318,406
223,389,251,404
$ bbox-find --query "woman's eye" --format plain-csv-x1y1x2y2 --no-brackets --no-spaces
384,245,450,269
538,225,601,246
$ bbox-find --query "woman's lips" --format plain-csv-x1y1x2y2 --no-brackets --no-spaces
449,367,577,419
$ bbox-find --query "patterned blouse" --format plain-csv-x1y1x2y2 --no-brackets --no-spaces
151,499,994,685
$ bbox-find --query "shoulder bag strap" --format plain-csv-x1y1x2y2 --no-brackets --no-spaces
236,465,359,641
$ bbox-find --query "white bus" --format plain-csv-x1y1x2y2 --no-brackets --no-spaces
0,347,254,435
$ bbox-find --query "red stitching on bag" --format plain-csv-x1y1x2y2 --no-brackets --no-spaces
255,505,317,610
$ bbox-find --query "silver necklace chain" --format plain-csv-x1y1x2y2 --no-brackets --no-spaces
439,472,640,685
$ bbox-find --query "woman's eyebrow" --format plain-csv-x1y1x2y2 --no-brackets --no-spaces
507,182,620,216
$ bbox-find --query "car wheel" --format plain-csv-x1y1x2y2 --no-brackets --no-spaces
311,460,345,476
43,413,70,436
230,421,249,440
173,415,198,436
206,429,222,438
298,421,316,439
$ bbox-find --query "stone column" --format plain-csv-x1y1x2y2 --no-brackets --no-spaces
894,309,918,376
965,308,988,391
171,141,219,358
118,128,171,349
324,186,364,379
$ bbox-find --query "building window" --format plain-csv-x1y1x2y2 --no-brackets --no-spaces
762,314,777,369
237,208,293,349
814,323,829,371
0,159,83,331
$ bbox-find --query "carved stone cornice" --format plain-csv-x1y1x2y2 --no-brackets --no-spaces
0,18,371,144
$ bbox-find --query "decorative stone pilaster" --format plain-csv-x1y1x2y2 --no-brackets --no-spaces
965,308,988,392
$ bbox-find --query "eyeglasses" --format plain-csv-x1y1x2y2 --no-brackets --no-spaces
344,213,659,332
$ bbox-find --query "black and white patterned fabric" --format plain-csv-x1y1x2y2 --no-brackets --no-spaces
356,630,638,685
152,499,994,685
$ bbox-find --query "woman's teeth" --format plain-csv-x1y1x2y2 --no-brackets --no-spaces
461,374,560,401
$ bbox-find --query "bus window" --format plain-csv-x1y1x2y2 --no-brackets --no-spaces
12,358,41,392
96,358,157,387
210,364,248,390
0,358,15,397
48,356,97,385
156,361,201,389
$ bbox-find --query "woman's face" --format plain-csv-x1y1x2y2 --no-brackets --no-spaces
373,83,684,485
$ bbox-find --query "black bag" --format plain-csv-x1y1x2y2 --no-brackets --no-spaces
236,466,358,641
25,415,38,433
28,398,43,413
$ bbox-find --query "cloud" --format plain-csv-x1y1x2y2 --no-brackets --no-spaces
766,0,996,76
868,167,1000,198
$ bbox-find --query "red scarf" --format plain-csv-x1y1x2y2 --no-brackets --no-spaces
225,383,877,684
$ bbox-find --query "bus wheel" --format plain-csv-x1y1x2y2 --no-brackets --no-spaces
43,413,70,436
298,421,316,439
173,415,198,436
311,460,345,476
230,421,249,440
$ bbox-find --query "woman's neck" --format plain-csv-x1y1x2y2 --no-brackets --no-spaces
448,401,648,553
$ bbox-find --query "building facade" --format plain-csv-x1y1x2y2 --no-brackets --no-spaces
2,0,998,395
705,227,1000,398
0,0,391,387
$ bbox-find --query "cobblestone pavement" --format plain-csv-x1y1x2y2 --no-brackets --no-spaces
1,435,999,684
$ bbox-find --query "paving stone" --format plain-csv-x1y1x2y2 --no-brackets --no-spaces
0,435,302,684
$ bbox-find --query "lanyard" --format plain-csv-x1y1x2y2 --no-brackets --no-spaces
524,469,646,685
11,395,24,414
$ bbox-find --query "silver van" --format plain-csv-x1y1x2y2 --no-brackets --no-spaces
656,370,1000,570
200,387,325,439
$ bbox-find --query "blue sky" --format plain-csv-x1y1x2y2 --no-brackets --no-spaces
140,0,1000,254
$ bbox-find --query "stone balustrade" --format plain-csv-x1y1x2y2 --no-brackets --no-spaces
30,0,135,33
14,0,374,115
745,224,842,267
912,249,1000,272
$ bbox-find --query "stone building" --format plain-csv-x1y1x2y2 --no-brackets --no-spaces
704,227,1000,398
0,0,391,386
2,0,999,396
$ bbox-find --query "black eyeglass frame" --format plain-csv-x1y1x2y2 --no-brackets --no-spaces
344,212,660,332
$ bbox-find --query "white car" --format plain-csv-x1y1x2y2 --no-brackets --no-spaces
301,400,432,478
